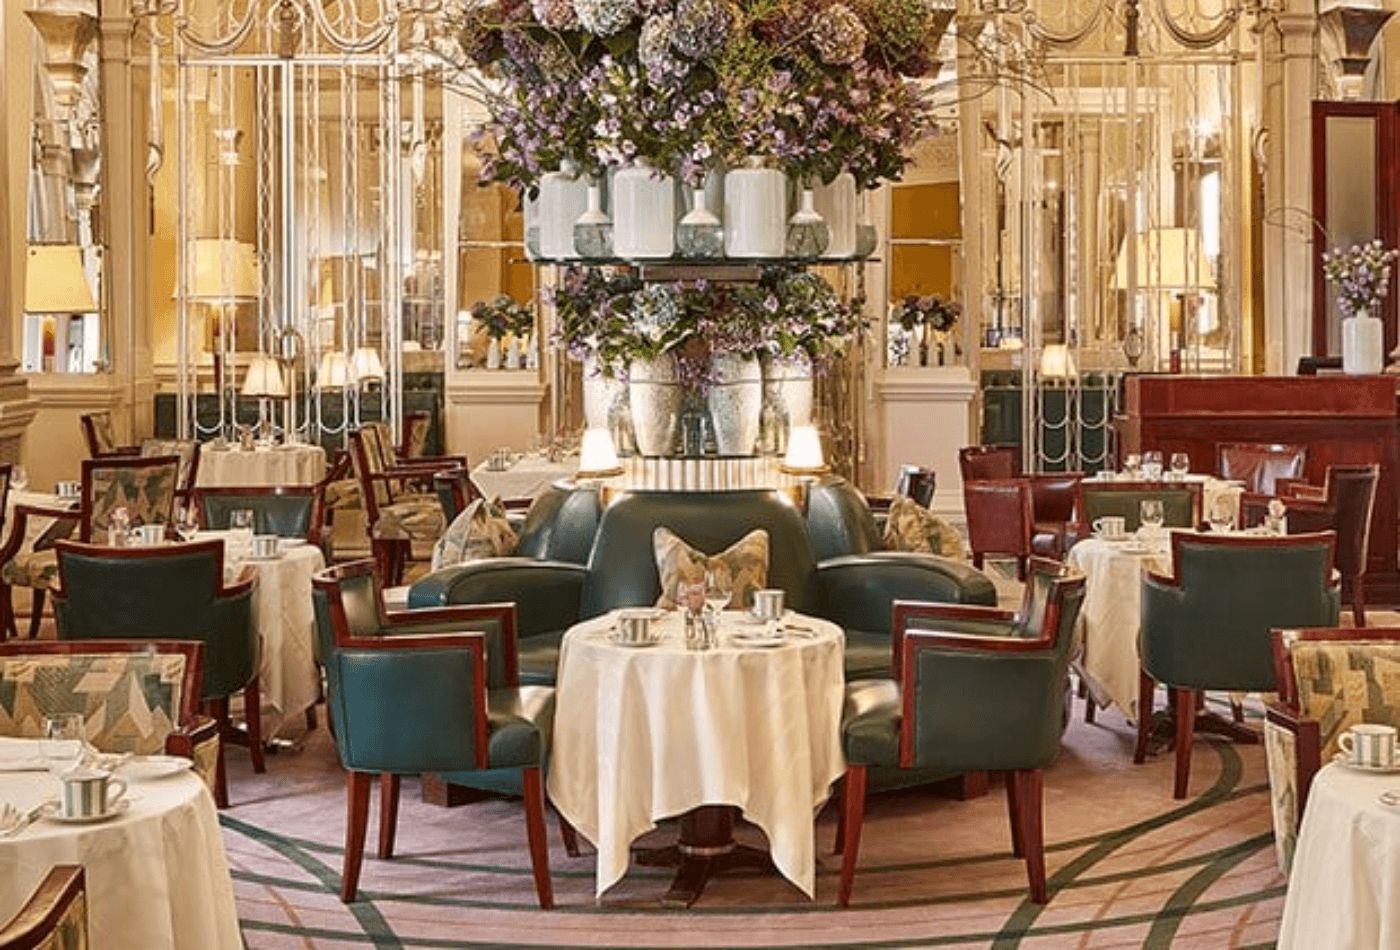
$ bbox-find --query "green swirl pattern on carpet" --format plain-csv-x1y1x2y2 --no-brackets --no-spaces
220,700,1284,949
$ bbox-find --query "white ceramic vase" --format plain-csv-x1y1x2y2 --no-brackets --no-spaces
537,162,588,259
612,160,676,258
486,338,502,370
628,355,685,455
724,156,786,258
814,172,858,259
1342,309,1385,375
505,338,522,370
582,356,628,430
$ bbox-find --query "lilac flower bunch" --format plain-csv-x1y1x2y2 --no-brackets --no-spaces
1322,239,1399,319
891,293,960,333
470,295,536,340
548,266,643,371
758,267,866,361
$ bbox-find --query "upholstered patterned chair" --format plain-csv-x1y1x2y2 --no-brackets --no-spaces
350,426,463,584
0,866,87,949
835,559,1086,905
0,639,219,795
963,479,1034,578
312,561,556,907
400,410,433,459
1074,480,1201,533
0,455,180,641
139,437,202,504
1138,532,1340,799
1217,442,1306,495
51,539,257,807
79,412,138,458
1264,627,1400,873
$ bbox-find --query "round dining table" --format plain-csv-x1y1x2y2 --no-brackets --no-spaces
0,744,242,948
1278,762,1400,948
196,444,326,488
547,609,845,905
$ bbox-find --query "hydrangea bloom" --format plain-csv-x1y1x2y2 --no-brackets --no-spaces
574,0,640,36
639,14,682,72
532,0,579,29
671,0,733,60
810,3,867,65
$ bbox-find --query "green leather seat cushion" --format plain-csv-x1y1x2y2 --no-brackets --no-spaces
842,679,901,767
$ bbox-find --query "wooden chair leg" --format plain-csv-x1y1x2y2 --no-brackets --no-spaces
833,779,846,854
244,678,266,774
1011,770,1047,904
1133,670,1154,765
954,770,989,800
0,584,13,641
1083,677,1097,724
1005,772,1024,858
1173,687,1197,800
837,765,868,907
213,731,229,809
973,553,984,571
377,774,401,860
1353,579,1367,628
304,706,318,731
1016,556,1029,581
28,588,45,639
557,811,582,857
522,766,554,909
341,771,372,903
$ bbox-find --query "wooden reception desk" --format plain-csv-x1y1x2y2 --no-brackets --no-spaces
1121,375,1400,603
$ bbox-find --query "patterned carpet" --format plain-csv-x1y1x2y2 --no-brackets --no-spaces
220,696,1285,949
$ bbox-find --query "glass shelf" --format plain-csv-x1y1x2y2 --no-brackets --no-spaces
519,256,879,282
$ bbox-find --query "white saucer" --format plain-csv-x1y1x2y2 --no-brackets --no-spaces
122,755,192,781
608,635,662,649
41,798,131,825
244,553,284,563
1333,752,1400,774
730,632,788,648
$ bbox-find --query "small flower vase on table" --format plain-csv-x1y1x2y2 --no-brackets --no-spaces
1323,240,1398,375
1343,308,1384,375
486,338,502,370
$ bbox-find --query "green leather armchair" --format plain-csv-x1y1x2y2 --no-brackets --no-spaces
49,539,258,807
1074,481,1201,533
194,486,324,548
410,489,996,686
312,560,556,907
1137,532,1340,799
836,559,1086,906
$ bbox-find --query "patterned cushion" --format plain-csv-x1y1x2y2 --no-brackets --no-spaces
882,495,968,560
403,416,431,459
324,478,361,510
373,497,446,541
87,460,179,533
653,527,769,610
1291,641,1400,757
432,498,517,571
0,653,188,756
87,413,116,454
1263,718,1299,874
352,428,392,508
140,438,198,490
1,549,59,590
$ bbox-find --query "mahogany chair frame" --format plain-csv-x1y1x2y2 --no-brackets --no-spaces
1071,479,1203,534
79,412,139,459
313,560,555,908
0,866,86,950
192,484,327,550
963,478,1035,579
51,539,257,807
1215,441,1307,495
958,444,1020,483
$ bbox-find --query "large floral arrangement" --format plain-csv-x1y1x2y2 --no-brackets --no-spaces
1322,239,1399,319
447,0,944,191
758,266,866,362
470,294,536,340
891,292,959,333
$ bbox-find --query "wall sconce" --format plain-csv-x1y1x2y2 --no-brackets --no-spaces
25,5,99,120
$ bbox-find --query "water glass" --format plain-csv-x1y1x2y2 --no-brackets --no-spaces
1208,498,1235,533
41,714,85,777
1142,451,1164,481
175,506,200,542
704,569,731,616
1123,454,1142,479
1170,452,1190,479
10,465,27,493
1139,498,1165,531
229,508,256,537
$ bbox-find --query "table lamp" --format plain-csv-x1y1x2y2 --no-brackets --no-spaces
1038,344,1077,383
350,346,385,387
241,353,286,443
316,351,351,390
25,245,97,373
1114,227,1214,372
185,238,260,419
576,428,624,480
780,425,829,477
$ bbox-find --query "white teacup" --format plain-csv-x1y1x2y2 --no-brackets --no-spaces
251,534,280,559
1093,516,1127,541
1339,723,1398,769
134,524,165,546
60,769,127,820
752,589,786,622
616,609,654,644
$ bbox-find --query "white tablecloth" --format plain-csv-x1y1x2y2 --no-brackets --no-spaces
1067,535,1174,718
201,532,325,738
0,744,241,949
1279,763,1400,949
471,455,576,501
196,445,326,487
548,610,846,899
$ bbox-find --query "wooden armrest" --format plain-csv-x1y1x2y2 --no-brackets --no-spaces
222,565,257,597
894,600,1017,626
1264,701,1324,814
0,505,79,562
903,627,1048,654
865,495,894,512
383,601,519,685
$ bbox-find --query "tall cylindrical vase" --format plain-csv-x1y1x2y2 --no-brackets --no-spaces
628,355,686,455
724,156,786,258
1343,309,1385,375
814,172,858,259
538,162,588,259
706,354,763,455
762,352,815,428
613,161,676,259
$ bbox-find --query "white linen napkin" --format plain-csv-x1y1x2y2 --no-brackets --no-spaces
0,737,48,772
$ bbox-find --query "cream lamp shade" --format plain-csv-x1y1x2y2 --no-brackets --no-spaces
241,354,287,398
576,428,623,480
1038,343,1077,381
25,245,96,313
316,351,351,390
781,425,829,476
350,346,385,383
188,238,260,301
1113,228,1216,292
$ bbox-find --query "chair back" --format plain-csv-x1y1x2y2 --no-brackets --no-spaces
80,412,118,457
963,479,1033,559
1272,628,1400,758
1029,472,1081,524
79,455,181,542
401,410,433,459
1323,465,1379,579
195,486,321,542
1141,533,1339,692
1217,442,1306,494
348,427,391,519
579,490,819,617
895,465,937,508
433,469,479,523
805,478,882,560
140,438,201,499
959,445,1019,482
0,866,87,950
0,639,203,756
514,484,602,564
51,540,257,702
1075,481,1201,532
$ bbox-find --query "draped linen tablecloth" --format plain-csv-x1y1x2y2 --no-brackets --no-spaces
201,532,325,738
196,444,326,487
470,455,576,501
548,610,846,899
1067,535,1174,718
0,743,242,949
1279,763,1400,949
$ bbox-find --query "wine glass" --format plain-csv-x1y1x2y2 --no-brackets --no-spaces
1139,499,1165,533
1170,452,1191,480
175,505,200,542
229,508,255,537
704,569,731,617
1142,451,1164,481
10,465,28,493
1123,454,1142,480
41,713,85,778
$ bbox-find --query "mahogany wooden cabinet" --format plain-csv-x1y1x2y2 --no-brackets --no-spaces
1121,375,1400,603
